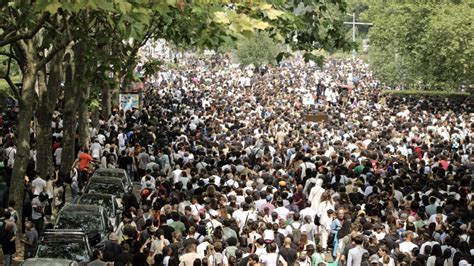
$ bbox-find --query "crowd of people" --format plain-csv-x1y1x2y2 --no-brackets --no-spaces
1,55,473,266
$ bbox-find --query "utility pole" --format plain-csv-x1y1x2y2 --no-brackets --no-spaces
344,13,373,61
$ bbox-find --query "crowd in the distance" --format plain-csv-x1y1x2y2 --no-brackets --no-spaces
1,54,473,266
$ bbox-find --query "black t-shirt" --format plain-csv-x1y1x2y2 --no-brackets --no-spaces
182,238,199,250
159,225,175,242
114,252,133,266
279,247,298,266
132,252,147,266
118,155,133,169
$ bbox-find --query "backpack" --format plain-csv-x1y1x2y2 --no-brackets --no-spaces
290,223,303,244
249,147,261,164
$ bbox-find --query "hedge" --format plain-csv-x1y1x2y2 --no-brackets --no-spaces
381,90,471,98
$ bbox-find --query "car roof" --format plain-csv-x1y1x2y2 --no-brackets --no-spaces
59,204,104,213
88,176,124,183
43,230,87,236
78,193,114,200
94,168,126,174
41,232,88,242
21,258,78,266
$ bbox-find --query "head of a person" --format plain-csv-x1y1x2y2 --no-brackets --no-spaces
248,254,259,265
353,235,364,245
405,231,414,241
267,242,277,253
337,208,345,220
91,250,102,261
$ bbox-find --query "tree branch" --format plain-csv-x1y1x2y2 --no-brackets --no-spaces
0,13,49,47
0,55,20,98
36,14,72,70
0,51,21,64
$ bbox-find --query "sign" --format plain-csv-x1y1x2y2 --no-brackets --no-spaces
119,94,140,111
303,112,329,123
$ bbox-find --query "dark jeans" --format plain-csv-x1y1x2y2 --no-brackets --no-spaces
3,254,12,266
24,249,35,260
33,217,44,235
137,169,146,181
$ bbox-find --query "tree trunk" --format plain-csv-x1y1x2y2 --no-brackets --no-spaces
101,84,111,119
59,61,78,175
91,106,100,129
35,53,63,178
78,85,90,147
111,76,120,109
10,70,36,232
35,103,53,178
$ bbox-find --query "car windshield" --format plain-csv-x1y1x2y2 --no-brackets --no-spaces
36,239,90,262
77,197,113,215
95,171,125,178
55,212,103,231
85,181,124,195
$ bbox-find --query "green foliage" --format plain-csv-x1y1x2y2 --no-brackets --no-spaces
381,89,470,98
1,0,352,95
365,0,474,89
235,31,281,67
142,59,162,78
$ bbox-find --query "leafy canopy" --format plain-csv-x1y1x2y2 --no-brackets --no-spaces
365,0,473,89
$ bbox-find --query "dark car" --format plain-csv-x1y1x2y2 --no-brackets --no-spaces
54,205,113,246
22,258,79,266
76,193,122,229
92,168,132,189
34,230,92,263
83,176,127,198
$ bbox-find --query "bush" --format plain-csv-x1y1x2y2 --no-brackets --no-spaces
381,90,470,99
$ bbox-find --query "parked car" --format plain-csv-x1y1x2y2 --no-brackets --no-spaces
34,230,92,263
21,258,79,266
92,168,132,189
76,193,122,229
54,205,113,246
83,176,127,198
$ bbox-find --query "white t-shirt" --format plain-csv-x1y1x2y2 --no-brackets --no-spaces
54,148,62,165
32,177,47,195
118,133,127,147
274,207,290,220
90,142,102,159
4,147,16,167
399,241,418,253
260,253,285,266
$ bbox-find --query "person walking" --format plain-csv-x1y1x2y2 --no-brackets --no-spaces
21,221,38,259
1,222,16,266
346,235,368,266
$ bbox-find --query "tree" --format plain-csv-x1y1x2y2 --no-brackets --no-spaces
0,0,351,233
365,0,473,89
236,31,281,67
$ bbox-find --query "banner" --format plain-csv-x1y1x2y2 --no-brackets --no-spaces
303,112,329,123
119,94,140,111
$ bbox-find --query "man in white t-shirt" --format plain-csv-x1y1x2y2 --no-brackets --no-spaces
260,243,288,266
399,231,418,254
90,139,102,160
54,146,62,166
274,200,290,220
117,129,127,152
32,176,47,196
